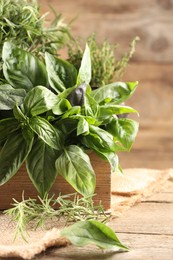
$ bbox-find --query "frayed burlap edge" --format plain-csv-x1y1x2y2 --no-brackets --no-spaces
0,228,69,259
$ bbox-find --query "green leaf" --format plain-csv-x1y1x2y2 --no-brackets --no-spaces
77,117,89,136
77,44,91,85
45,52,77,93
91,81,138,105
55,145,95,196
29,116,63,150
70,115,99,126
82,125,117,153
2,42,48,91
93,149,119,174
98,105,138,121
0,118,19,142
0,131,33,185
52,98,72,115
55,118,78,135
103,152,119,173
84,93,99,118
23,86,58,116
106,118,139,151
13,105,26,122
26,138,59,197
0,84,26,110
62,106,81,119
61,220,128,250
21,125,34,143
57,85,77,99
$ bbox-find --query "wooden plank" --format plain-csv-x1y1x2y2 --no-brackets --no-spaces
119,150,173,169
118,121,173,169
36,241,173,260
38,233,173,260
144,192,173,203
123,63,173,124
39,0,173,62
145,182,173,198
110,202,173,235
141,179,173,202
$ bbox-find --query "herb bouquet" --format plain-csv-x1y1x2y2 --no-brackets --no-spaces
0,41,138,201
0,0,139,253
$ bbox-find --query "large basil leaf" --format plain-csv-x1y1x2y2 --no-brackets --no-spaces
0,85,26,110
29,116,63,150
23,86,58,116
26,138,59,197
98,105,138,121
77,44,91,85
61,220,128,250
0,131,33,185
2,42,48,91
82,125,117,152
106,118,139,151
45,52,77,93
0,118,19,142
55,145,95,196
82,129,125,154
91,81,138,105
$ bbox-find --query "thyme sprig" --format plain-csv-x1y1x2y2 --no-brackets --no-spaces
4,193,109,241
67,34,139,88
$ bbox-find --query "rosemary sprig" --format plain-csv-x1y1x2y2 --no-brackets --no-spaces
0,0,70,68
4,193,109,241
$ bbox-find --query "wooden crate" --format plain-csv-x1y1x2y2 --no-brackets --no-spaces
0,152,111,210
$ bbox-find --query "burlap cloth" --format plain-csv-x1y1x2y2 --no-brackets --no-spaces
0,168,172,259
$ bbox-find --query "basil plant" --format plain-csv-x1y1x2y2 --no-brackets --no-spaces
0,41,139,197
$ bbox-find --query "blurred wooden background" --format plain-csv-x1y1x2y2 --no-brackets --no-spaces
39,0,173,169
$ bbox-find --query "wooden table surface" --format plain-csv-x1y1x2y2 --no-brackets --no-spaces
26,179,172,260
33,123,173,259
